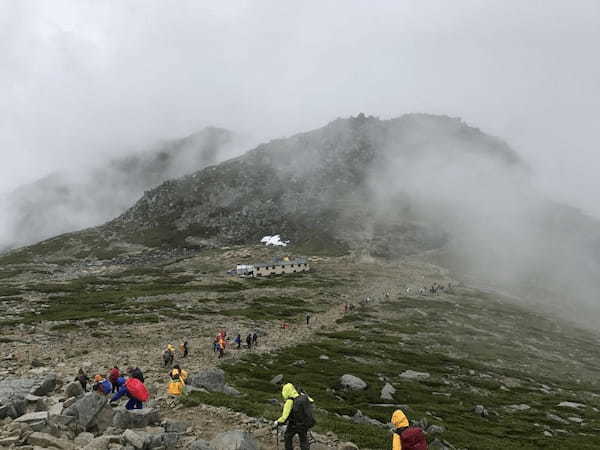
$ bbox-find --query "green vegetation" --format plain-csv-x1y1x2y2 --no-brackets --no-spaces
192,299,600,449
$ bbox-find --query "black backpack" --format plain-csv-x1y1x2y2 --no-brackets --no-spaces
290,394,316,429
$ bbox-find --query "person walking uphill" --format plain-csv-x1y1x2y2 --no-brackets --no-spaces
391,409,428,450
111,376,149,410
274,383,315,450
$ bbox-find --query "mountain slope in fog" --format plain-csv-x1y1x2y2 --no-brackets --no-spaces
6,113,600,321
0,127,237,251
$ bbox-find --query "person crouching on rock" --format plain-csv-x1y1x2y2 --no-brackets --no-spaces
111,375,149,410
92,375,112,395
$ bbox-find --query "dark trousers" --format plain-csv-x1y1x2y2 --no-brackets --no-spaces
284,426,309,450
125,397,143,410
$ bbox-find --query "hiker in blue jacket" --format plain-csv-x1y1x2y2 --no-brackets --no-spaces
110,381,142,410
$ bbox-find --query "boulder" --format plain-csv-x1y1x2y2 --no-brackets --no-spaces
338,443,359,450
63,392,112,431
505,404,530,412
473,405,488,417
340,374,367,390
189,439,212,450
82,436,112,450
15,411,48,424
380,382,396,401
123,429,145,449
547,413,568,424
31,374,58,396
399,370,430,380
426,424,445,435
112,407,160,429
270,374,284,385
187,368,239,395
162,419,187,433
65,381,84,398
0,377,39,419
27,431,74,449
429,438,453,450
351,409,384,427
558,401,585,409
209,430,259,450
74,431,95,447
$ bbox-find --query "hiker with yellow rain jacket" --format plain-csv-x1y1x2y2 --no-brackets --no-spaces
273,383,315,450
391,409,428,450
167,364,188,396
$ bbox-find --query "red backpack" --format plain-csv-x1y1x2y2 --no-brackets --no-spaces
400,427,428,450
126,378,149,402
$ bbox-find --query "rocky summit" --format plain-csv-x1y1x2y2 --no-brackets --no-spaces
1,115,600,449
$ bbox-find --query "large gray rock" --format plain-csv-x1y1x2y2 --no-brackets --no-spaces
112,407,160,429
82,436,111,450
399,370,430,380
351,409,384,427
31,374,58,396
210,430,259,450
162,419,187,433
380,382,396,401
189,439,212,450
188,368,239,395
0,377,39,419
27,431,75,449
63,392,112,431
270,374,284,385
123,429,145,449
65,381,84,398
473,405,488,417
188,368,226,392
15,411,48,424
340,374,367,390
74,432,95,447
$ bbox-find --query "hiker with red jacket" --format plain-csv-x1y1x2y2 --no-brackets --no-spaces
110,376,149,410
108,366,120,393
391,409,428,450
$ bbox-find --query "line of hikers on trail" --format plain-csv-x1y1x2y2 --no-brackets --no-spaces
272,381,428,450
213,329,258,359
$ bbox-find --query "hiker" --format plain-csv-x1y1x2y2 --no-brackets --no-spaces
181,340,189,358
306,313,311,327
344,303,348,313
273,383,315,450
234,333,242,349
75,368,89,392
111,376,149,410
92,375,112,395
252,332,258,347
108,366,120,393
217,336,226,359
163,345,175,368
391,409,428,450
213,337,219,353
127,367,145,383
167,365,188,396
246,333,252,350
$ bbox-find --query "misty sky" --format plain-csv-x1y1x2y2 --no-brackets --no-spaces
1,0,599,217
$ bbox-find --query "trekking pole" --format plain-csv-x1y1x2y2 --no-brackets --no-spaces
275,423,279,450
